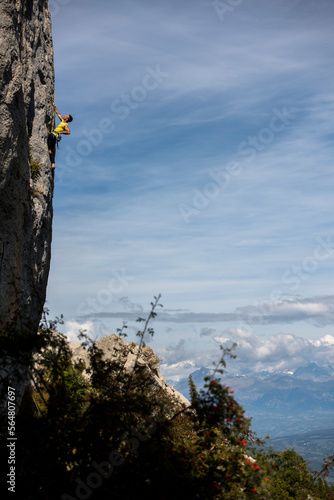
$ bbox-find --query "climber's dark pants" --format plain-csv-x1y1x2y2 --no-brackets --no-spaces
47,133,57,164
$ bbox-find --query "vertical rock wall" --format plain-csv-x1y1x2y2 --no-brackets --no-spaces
0,0,55,334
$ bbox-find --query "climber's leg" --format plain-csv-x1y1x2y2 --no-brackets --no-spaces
47,134,56,168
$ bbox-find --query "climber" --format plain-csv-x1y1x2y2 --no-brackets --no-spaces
47,102,73,169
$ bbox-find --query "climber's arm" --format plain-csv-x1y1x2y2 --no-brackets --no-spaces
52,102,63,122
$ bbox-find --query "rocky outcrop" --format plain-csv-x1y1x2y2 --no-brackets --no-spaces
0,0,54,334
69,334,190,407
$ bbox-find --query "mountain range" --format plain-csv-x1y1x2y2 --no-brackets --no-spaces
167,362,334,438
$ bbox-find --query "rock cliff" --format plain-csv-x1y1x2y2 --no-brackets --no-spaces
0,0,54,334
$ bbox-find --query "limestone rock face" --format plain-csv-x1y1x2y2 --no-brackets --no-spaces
69,334,190,407
0,0,54,332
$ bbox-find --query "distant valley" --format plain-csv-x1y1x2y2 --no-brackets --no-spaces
268,428,334,485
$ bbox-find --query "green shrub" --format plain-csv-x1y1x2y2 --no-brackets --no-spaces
30,158,41,179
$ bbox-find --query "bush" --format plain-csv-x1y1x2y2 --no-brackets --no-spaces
2,298,333,499
30,158,41,179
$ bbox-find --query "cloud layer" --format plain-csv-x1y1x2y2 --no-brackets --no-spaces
214,329,334,374
63,293,334,380
158,329,334,380
77,294,334,327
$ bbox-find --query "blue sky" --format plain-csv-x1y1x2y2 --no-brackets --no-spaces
46,0,334,380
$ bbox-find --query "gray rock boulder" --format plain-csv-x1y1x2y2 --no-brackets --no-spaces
0,0,55,334
69,334,190,407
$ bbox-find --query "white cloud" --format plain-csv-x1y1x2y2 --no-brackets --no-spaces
263,301,328,316
223,328,259,343
156,338,193,366
233,296,334,326
160,360,197,381
63,319,97,343
312,335,334,347
214,330,334,374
